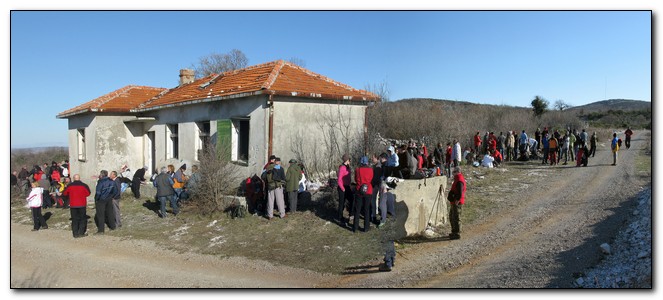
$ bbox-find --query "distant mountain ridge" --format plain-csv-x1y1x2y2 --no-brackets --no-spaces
567,99,650,112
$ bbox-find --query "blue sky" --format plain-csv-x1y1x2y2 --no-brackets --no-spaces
9,11,651,148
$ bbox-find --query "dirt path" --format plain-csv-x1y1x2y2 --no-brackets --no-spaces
10,133,649,288
10,223,330,288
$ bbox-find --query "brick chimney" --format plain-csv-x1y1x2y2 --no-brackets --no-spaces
179,69,195,86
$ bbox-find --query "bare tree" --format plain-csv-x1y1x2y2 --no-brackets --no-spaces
191,49,249,78
189,143,243,215
553,99,572,111
364,78,390,102
287,57,306,67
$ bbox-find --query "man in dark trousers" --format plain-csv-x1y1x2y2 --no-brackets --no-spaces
63,174,91,238
448,166,466,240
94,170,118,234
131,166,147,199
285,159,302,213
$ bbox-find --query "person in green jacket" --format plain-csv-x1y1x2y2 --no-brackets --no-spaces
285,159,303,213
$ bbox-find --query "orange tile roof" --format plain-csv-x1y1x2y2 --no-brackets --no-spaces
57,85,167,118
59,61,380,117
135,60,379,111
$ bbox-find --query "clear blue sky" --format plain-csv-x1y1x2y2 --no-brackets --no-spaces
10,11,651,148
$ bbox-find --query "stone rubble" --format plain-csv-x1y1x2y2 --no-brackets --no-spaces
575,188,652,288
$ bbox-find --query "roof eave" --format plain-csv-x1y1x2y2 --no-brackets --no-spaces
130,90,266,113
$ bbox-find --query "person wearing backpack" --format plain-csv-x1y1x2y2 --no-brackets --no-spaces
611,132,620,166
285,159,303,213
353,156,374,233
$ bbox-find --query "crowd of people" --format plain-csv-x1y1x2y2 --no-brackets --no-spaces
11,159,201,237
11,126,631,248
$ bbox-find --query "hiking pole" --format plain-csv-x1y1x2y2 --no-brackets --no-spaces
426,184,444,228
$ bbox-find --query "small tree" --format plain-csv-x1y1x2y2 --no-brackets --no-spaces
287,57,306,67
191,49,249,78
364,78,390,102
531,95,549,117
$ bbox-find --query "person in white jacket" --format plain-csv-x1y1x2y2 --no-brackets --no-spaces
452,139,462,167
26,181,48,231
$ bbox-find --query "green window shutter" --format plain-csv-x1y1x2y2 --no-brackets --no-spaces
217,119,231,161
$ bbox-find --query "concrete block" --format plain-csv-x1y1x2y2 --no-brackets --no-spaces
390,176,448,238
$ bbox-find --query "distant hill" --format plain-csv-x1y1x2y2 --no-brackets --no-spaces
568,99,651,113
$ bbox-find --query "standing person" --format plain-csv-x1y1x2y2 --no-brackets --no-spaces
63,174,91,238
18,165,30,195
434,143,445,173
541,133,549,165
452,139,462,168
11,171,18,193
94,170,117,234
371,153,386,224
38,174,52,209
519,130,529,157
473,132,482,154
580,129,589,145
569,130,577,162
535,128,542,150
285,159,303,213
561,132,570,165
506,131,515,162
353,156,374,233
447,166,466,240
173,164,188,203
385,146,400,178
265,158,287,220
154,167,177,218
131,166,147,199
444,142,452,177
336,154,353,225
497,132,506,158
611,132,620,166
548,134,559,166
26,181,48,231
624,127,634,149
110,171,122,228
589,132,598,157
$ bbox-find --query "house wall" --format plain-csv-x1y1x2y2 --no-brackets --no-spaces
66,114,145,191
143,95,268,178
271,97,368,177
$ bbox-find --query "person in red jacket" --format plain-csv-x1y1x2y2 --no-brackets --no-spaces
473,132,482,154
354,156,374,233
63,174,91,238
448,166,466,240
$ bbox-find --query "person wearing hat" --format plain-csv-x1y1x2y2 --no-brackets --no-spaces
264,157,287,219
447,166,466,240
337,154,353,225
353,156,374,233
131,166,148,199
285,158,303,213
263,155,277,172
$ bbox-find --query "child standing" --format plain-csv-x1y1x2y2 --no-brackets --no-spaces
26,181,48,231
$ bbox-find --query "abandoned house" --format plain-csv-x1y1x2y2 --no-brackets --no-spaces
57,60,380,188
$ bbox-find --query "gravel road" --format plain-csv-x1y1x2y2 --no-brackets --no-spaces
10,132,651,288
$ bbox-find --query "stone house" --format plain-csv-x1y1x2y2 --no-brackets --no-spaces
57,60,379,188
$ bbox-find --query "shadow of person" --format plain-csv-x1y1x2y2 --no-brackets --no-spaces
142,199,161,216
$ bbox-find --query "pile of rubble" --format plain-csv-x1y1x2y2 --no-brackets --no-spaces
575,188,652,288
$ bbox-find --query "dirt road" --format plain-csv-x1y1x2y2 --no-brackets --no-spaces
10,133,650,288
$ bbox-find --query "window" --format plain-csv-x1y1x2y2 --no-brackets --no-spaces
77,128,86,161
195,121,211,160
232,118,250,162
166,124,179,159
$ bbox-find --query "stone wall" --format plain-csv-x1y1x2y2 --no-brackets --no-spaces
390,176,448,238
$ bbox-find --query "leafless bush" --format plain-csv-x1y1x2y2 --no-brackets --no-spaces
189,144,243,215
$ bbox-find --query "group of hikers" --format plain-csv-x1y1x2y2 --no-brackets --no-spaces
11,158,201,238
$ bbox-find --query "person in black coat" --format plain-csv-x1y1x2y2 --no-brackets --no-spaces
131,166,147,199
